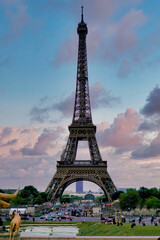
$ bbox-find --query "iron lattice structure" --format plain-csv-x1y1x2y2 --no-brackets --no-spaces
45,8,117,203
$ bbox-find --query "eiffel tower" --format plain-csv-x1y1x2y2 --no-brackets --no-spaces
45,7,117,203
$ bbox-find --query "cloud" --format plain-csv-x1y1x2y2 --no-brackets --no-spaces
51,1,146,76
53,93,75,118
0,0,31,42
90,82,120,108
97,122,110,132
106,9,146,55
138,118,160,132
54,35,77,66
0,126,38,157
132,133,160,159
0,127,12,140
21,127,64,156
0,154,58,189
30,105,50,123
30,95,64,123
97,108,143,150
0,127,18,147
2,139,18,147
54,29,102,66
30,82,120,123
69,0,142,23
140,86,160,117
117,59,133,78
44,0,159,79
103,8,147,79
0,125,66,189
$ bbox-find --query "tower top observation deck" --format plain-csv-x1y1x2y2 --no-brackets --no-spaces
77,6,88,35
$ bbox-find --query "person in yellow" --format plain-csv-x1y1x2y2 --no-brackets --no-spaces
115,210,122,226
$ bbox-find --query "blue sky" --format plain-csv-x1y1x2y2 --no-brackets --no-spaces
0,0,160,192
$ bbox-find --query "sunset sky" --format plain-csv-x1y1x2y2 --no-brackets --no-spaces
0,0,160,192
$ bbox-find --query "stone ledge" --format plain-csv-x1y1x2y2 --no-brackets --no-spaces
1,237,159,240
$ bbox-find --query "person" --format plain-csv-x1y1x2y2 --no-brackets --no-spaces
154,221,158,226
138,215,142,224
151,215,154,224
131,222,136,228
142,221,145,226
0,218,3,226
115,210,122,226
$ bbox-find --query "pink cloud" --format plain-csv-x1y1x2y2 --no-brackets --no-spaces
54,28,102,66
54,35,77,66
0,125,65,189
97,108,143,149
105,9,147,60
21,126,65,156
97,122,110,132
0,125,65,158
53,3,147,81
69,0,142,23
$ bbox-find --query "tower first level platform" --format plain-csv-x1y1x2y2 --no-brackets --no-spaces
46,160,117,203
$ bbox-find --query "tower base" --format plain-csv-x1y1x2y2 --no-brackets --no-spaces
45,161,117,203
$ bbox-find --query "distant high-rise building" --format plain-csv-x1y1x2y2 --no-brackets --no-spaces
76,181,83,193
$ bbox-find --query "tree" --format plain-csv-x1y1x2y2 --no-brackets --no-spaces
34,195,44,204
138,187,150,199
34,192,47,204
95,195,107,204
119,189,139,211
9,196,26,205
148,188,158,198
145,196,160,209
138,187,150,208
20,185,39,198
112,191,124,201
158,189,160,199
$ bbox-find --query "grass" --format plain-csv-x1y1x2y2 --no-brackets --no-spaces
4,221,160,236
77,222,160,236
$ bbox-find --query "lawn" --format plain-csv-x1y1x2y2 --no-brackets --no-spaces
77,222,160,236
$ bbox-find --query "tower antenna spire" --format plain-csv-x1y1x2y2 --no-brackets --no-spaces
81,6,84,22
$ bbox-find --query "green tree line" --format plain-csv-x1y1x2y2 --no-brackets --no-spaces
118,187,160,211
94,187,160,211
1,186,160,210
